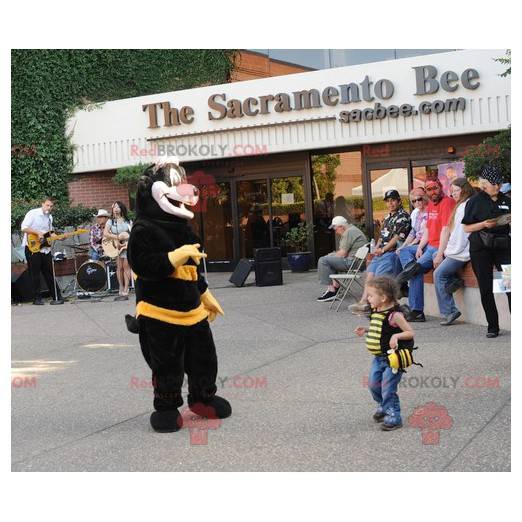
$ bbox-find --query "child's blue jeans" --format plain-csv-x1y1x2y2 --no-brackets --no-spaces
368,355,403,426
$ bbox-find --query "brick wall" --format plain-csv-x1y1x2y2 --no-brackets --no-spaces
68,170,130,210
231,50,311,82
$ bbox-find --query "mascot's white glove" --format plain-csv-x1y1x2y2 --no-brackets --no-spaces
201,290,224,322
168,243,207,268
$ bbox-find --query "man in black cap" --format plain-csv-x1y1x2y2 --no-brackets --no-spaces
349,189,410,314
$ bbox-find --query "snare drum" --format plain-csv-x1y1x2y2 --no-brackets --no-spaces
76,260,107,292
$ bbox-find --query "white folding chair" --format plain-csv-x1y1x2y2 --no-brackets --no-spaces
329,244,369,312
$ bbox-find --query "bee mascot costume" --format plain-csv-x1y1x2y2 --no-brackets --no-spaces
126,157,231,433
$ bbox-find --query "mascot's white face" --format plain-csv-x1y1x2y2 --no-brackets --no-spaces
150,157,199,220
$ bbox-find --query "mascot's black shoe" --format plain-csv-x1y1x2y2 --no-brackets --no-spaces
188,396,232,419
125,314,139,334
150,409,183,433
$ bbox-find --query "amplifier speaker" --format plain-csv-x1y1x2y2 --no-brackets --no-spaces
229,258,253,287
254,248,282,287
11,269,49,301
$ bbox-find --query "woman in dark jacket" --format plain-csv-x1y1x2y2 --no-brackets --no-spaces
461,165,511,338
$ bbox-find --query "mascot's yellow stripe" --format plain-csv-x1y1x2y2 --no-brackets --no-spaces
136,301,208,326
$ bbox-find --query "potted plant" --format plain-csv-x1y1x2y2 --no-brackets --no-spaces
283,222,314,272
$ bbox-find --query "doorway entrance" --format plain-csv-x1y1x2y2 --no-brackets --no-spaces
188,173,307,270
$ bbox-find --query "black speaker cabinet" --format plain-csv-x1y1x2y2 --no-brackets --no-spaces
11,269,50,301
254,247,281,262
254,248,282,287
229,258,253,287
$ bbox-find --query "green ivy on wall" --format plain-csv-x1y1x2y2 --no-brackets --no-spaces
11,49,237,208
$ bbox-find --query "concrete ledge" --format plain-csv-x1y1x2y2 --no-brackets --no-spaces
423,283,511,330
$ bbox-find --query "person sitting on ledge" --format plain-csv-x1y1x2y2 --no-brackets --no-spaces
349,190,411,314
316,215,368,302
395,178,456,322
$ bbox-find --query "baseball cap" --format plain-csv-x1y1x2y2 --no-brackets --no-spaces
383,189,401,201
329,216,349,229
95,209,110,217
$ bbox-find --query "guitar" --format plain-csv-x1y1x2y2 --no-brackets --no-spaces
102,232,130,258
27,229,88,254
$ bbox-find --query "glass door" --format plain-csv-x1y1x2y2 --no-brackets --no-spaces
270,176,305,256
188,173,234,269
237,179,270,258
236,175,306,259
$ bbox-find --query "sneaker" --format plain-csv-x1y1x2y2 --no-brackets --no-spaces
317,289,338,302
445,278,465,294
381,422,403,431
373,411,385,423
32,298,45,305
486,331,499,338
406,310,426,322
348,302,371,314
396,261,423,285
440,310,462,326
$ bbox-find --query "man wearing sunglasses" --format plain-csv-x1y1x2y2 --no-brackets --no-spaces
396,178,456,321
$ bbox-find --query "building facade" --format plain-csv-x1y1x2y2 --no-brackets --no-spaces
67,49,510,270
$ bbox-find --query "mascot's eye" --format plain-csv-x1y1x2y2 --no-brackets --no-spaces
169,168,182,187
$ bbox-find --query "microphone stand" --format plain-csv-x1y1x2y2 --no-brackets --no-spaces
202,247,208,284
49,238,64,305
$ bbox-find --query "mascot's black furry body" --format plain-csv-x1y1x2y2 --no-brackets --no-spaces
126,157,231,433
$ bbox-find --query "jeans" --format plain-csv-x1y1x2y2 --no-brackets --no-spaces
367,251,401,277
317,254,357,285
433,257,467,317
89,248,101,260
368,355,403,425
398,245,438,312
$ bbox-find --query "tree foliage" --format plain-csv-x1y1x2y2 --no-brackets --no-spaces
463,128,511,182
494,49,511,77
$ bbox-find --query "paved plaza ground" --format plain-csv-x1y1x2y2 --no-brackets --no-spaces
11,271,510,471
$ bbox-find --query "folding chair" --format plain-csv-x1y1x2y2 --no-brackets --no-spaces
328,244,369,312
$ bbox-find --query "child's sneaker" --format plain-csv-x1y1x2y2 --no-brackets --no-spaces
373,411,385,423
381,422,403,431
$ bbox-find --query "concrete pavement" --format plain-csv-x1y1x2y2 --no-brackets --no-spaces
11,271,510,471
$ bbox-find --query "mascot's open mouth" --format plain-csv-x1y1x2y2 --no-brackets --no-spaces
151,180,199,220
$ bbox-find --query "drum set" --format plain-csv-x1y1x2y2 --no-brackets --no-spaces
55,240,133,299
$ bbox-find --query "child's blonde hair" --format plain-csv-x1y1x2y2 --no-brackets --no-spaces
367,276,399,305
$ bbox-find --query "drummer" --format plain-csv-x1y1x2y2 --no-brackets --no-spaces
89,209,110,260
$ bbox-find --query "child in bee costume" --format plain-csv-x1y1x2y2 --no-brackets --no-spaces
126,157,231,433
354,276,422,431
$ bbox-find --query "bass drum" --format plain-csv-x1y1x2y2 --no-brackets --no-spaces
76,260,107,292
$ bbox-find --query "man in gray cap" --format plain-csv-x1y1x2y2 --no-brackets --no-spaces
316,215,368,301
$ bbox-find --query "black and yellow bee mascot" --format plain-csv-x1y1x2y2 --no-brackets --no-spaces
126,156,231,433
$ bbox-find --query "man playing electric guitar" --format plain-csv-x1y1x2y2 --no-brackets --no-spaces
21,197,64,305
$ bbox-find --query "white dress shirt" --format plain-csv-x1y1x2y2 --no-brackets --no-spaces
21,207,53,254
